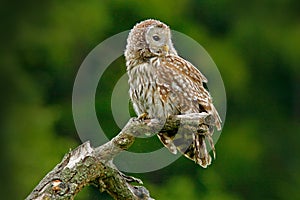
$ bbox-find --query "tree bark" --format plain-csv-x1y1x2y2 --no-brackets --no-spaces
26,113,212,200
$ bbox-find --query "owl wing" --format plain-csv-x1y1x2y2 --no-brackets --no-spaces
154,54,222,167
156,55,222,130
165,55,208,83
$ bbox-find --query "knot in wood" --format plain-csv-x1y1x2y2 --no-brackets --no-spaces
114,134,135,150
51,179,69,195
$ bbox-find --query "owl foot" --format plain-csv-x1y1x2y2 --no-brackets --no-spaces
138,112,149,120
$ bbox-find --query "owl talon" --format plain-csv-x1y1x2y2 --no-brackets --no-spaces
138,113,149,120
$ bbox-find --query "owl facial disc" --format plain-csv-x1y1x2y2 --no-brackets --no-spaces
145,25,170,55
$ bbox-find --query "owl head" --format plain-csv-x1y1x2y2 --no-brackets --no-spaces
125,19,177,62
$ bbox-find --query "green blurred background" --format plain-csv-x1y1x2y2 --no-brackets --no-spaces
1,0,299,199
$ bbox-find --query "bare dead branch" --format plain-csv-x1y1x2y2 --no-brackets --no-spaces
26,113,211,200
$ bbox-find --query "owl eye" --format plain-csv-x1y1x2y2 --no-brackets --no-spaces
152,35,160,41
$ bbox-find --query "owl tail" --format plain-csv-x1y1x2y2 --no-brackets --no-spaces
183,133,214,168
158,127,215,168
157,132,178,154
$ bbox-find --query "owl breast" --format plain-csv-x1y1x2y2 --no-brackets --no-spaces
127,58,179,119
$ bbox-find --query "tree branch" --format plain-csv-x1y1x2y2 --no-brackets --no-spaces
26,113,212,200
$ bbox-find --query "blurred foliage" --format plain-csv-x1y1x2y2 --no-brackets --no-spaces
0,0,299,199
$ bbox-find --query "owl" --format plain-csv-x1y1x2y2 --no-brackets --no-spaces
125,19,222,168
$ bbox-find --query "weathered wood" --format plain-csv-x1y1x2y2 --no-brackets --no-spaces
26,113,211,200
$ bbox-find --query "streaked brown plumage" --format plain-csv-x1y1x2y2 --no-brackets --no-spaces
125,19,222,168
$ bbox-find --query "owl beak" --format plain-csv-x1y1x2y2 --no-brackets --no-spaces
162,44,169,52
